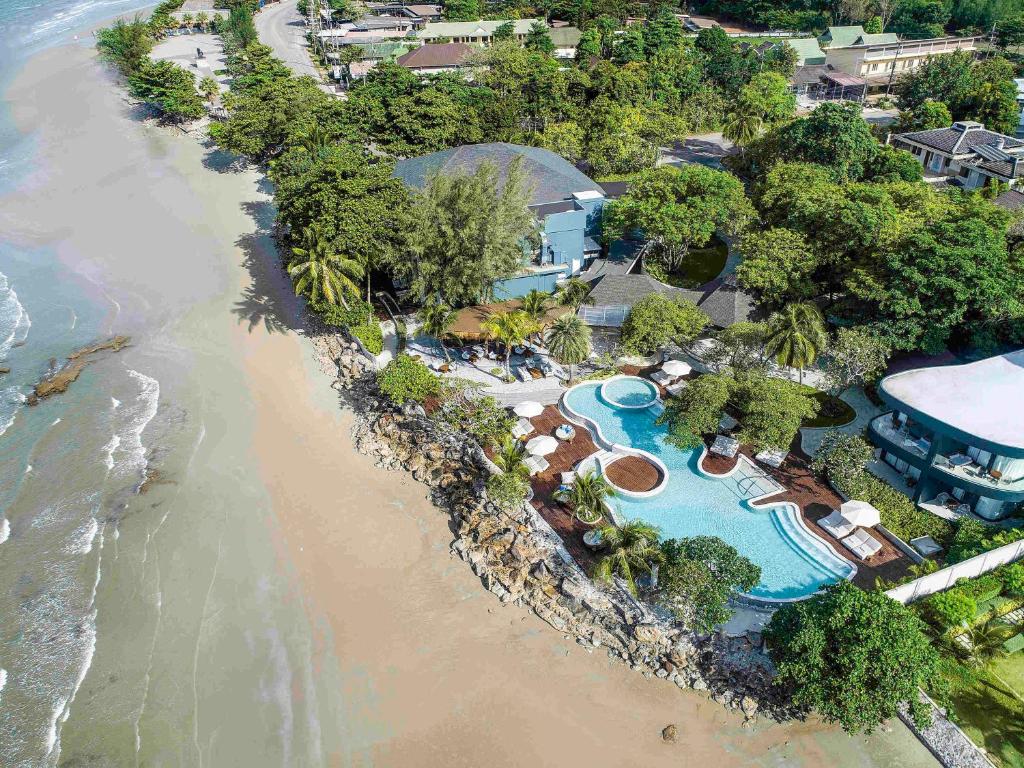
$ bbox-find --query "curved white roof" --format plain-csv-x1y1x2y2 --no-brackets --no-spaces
880,349,1024,453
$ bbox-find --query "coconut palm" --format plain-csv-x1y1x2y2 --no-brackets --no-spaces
482,309,535,379
546,313,592,384
198,75,218,104
521,288,550,344
493,438,529,479
955,618,1024,702
180,12,193,30
556,277,592,310
195,10,209,30
722,106,763,149
555,469,614,524
593,519,662,596
765,301,827,384
288,224,362,309
299,125,332,154
418,299,458,363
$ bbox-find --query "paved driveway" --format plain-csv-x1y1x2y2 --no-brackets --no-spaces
254,0,332,91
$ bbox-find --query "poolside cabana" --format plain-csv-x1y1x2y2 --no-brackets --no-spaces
448,299,572,342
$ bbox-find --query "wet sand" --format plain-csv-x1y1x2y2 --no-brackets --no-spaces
1,38,939,767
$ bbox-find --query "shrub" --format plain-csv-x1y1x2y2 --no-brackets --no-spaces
349,321,383,355
1000,562,1024,596
620,294,709,356
947,518,1024,563
926,589,976,629
658,372,733,449
486,471,529,512
959,574,1003,603
127,59,205,120
839,472,955,546
434,385,514,449
812,430,873,488
376,354,439,405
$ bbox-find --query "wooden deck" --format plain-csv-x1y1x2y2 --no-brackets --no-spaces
702,444,915,589
606,455,661,493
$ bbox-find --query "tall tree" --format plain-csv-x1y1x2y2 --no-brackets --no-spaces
417,299,458,362
402,158,536,306
288,224,363,309
764,302,827,384
620,293,709,355
735,228,818,308
482,309,536,378
643,5,683,59
822,326,890,395
594,520,662,596
545,313,592,383
526,21,555,54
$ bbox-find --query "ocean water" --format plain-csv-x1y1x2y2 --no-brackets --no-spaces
0,3,343,765
564,380,855,600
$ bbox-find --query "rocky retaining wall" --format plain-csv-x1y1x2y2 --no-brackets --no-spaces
319,335,797,724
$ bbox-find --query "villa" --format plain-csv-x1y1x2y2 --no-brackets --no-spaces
393,143,610,299
396,42,475,75
868,349,1024,521
416,19,540,46
888,121,1024,189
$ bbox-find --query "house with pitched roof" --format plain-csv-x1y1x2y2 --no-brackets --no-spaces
416,18,539,45
821,30,978,89
889,121,1024,189
396,42,474,74
393,143,609,299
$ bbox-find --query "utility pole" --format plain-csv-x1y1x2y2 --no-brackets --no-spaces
885,40,903,96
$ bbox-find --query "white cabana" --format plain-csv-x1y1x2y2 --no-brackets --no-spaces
840,499,881,528
661,359,692,377
513,400,544,418
525,435,559,456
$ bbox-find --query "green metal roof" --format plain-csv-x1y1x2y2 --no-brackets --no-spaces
854,32,901,46
820,25,866,48
785,37,826,65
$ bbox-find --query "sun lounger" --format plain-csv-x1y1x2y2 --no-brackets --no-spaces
511,418,534,439
710,434,739,458
649,369,674,386
514,364,530,382
524,455,549,476
560,470,576,485
841,528,883,560
665,380,687,396
818,510,856,539
755,448,788,468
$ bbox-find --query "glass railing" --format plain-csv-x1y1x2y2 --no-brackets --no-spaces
869,414,931,459
931,455,1024,492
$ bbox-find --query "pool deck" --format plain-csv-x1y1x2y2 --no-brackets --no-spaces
701,446,914,589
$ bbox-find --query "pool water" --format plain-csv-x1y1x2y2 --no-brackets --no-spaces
564,380,855,601
601,377,658,408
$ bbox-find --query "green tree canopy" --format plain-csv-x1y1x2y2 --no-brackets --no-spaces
765,581,939,733
658,371,733,449
733,374,818,451
735,228,818,308
620,293,709,355
96,16,154,75
526,21,555,54
127,59,205,121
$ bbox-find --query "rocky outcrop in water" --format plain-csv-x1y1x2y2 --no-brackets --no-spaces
316,335,794,723
27,336,131,404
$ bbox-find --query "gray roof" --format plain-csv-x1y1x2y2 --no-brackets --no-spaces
393,143,604,206
879,348,1024,454
994,188,1024,211
417,18,539,39
586,272,756,329
894,123,1024,156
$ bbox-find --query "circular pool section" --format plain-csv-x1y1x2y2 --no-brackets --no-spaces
600,376,658,409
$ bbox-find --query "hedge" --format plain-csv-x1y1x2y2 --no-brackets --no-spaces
376,354,439,405
838,472,956,546
350,321,383,355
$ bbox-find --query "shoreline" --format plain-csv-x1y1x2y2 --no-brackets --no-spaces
0,30,941,765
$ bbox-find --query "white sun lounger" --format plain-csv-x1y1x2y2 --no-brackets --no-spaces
841,528,883,560
524,455,549,476
560,470,576,486
511,418,534,439
649,369,674,386
818,510,856,539
665,380,687,396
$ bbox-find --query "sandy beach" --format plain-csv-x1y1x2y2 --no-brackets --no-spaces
0,33,940,767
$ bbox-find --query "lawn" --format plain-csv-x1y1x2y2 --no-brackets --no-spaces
647,236,729,289
941,653,1024,768
803,388,857,427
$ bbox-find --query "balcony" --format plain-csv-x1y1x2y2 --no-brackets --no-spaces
869,414,931,461
931,454,1024,497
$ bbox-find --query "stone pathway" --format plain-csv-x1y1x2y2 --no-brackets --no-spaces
800,386,881,458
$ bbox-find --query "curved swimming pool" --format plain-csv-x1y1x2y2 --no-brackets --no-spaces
563,379,855,601
601,376,658,409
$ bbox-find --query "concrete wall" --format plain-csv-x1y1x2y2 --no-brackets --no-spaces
886,538,1024,604
492,268,565,300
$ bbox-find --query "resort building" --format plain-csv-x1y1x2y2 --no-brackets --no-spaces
819,25,899,49
393,143,608,299
396,42,475,74
363,2,441,25
868,349,1024,521
888,121,1024,189
824,33,978,90
416,19,540,45
548,25,582,59
786,37,826,66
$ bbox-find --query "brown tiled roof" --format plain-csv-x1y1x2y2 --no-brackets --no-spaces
396,42,475,69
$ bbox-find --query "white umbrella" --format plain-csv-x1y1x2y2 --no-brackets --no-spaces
661,359,692,377
513,400,543,418
525,435,559,456
840,500,881,528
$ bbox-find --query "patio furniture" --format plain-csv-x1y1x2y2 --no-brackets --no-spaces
839,499,881,528
649,369,674,386
661,359,692,377
818,510,856,540
718,413,739,431
841,528,883,560
583,529,604,549
513,364,530,382
949,453,972,467
755,448,788,468
710,434,739,458
528,367,544,379
665,380,688,397
511,418,534,439
525,435,559,456
560,470,577,486
555,424,576,441
910,536,943,557
513,400,543,418
524,455,549,476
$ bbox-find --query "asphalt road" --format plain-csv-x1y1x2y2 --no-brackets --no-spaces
253,0,322,82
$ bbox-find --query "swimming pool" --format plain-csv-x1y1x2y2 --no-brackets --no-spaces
563,377,855,601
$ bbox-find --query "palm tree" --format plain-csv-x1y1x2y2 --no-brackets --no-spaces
546,314,592,384
299,125,332,154
765,301,827,384
593,520,662,596
955,618,1023,702
180,12,193,30
521,289,550,344
556,277,592,310
198,76,218,104
195,10,209,30
482,309,535,379
555,469,614,524
288,225,362,309
418,299,458,363
722,106,763,149
494,438,529,479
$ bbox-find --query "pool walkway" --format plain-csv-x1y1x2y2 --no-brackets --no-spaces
702,447,913,589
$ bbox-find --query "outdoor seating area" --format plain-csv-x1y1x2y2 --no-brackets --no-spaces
646,358,693,391
710,434,740,458
817,500,884,561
